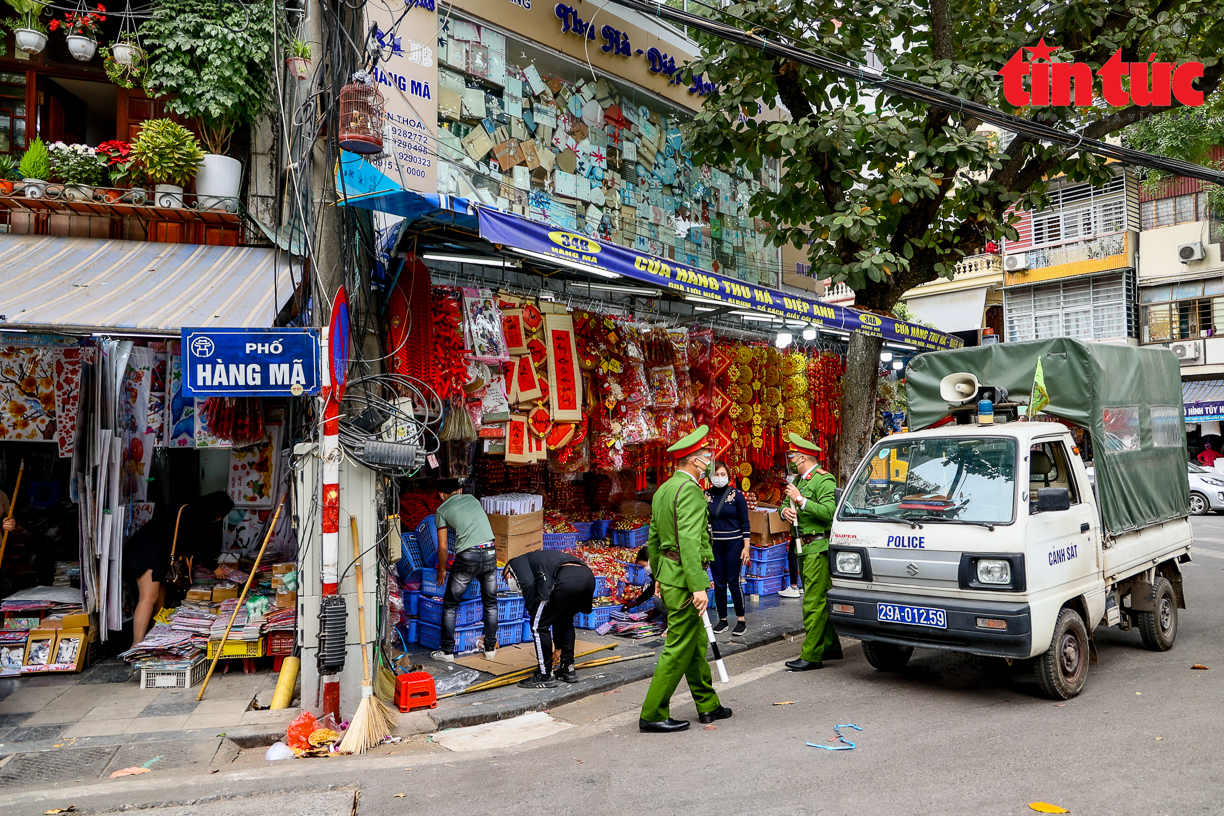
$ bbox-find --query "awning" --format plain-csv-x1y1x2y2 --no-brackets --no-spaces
1184,379,1224,422
477,208,963,351
0,235,294,334
336,152,479,231
904,289,990,333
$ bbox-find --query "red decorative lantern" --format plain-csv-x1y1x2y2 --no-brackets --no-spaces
338,82,385,154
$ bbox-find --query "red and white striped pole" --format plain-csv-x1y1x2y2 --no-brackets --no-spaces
319,285,349,722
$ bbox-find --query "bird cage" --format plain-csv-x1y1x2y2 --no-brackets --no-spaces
338,83,385,154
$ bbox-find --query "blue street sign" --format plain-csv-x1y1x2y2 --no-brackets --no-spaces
182,328,321,397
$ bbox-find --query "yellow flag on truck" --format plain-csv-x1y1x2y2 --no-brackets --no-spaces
1028,357,1049,418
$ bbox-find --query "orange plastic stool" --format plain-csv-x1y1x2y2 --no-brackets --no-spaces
395,671,437,712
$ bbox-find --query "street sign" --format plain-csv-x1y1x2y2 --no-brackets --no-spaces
182,327,321,397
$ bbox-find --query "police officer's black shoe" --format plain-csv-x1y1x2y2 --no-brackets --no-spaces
555,663,579,683
639,718,690,733
698,706,733,724
785,658,824,671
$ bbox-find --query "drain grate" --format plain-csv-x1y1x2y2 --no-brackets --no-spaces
104,739,223,776
0,745,118,787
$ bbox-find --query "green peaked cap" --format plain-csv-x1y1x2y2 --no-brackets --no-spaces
787,432,822,455
667,424,710,458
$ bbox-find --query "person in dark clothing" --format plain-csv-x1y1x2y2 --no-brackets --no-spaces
706,461,751,636
621,546,667,628
123,491,234,647
506,550,597,688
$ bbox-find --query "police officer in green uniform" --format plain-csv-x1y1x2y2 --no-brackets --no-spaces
780,432,844,671
639,425,733,733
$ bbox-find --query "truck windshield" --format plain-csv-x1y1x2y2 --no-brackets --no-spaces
839,437,1018,525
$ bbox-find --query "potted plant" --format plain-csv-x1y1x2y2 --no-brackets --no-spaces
111,30,139,66
50,3,105,62
19,136,49,197
95,139,144,202
4,0,47,54
131,118,203,208
141,0,275,209
101,38,148,89
48,141,106,200
0,153,18,195
287,38,311,81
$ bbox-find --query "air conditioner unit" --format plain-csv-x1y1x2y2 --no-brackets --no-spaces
1003,253,1029,272
1178,242,1204,262
1170,340,1202,364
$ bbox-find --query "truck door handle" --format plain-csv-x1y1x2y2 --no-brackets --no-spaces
1080,523,1090,533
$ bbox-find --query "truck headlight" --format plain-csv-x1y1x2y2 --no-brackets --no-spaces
835,551,863,575
976,559,1011,585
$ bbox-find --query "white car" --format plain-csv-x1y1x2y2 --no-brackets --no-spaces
1085,462,1224,515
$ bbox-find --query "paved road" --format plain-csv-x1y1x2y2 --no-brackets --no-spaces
8,517,1224,815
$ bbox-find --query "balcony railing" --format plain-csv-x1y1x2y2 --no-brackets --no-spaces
821,281,854,302
953,252,1003,276
1009,232,1126,271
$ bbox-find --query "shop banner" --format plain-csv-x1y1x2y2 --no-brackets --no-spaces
182,328,321,397
477,208,963,351
1185,401,1224,423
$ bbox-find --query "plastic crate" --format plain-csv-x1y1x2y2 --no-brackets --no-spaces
611,525,650,549
206,637,265,660
542,532,578,551
594,575,612,597
498,594,525,621
590,520,612,541
420,572,480,599
419,595,481,627
416,516,438,566
743,574,788,596
621,561,649,585
418,618,523,653
267,631,296,656
396,619,419,645
522,618,535,643
572,522,592,542
749,543,790,562
573,605,617,630
746,556,788,579
403,590,420,617
400,532,425,572
139,657,207,690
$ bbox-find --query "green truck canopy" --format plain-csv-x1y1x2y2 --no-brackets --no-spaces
906,339,1190,536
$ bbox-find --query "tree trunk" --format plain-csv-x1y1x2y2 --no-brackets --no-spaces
838,332,885,486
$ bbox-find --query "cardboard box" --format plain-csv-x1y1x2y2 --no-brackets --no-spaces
276,590,297,609
185,587,212,602
487,509,543,537
750,506,791,535
212,585,239,603
495,530,543,563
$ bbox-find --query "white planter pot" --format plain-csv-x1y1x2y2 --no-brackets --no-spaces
195,154,242,211
287,57,310,81
14,29,46,55
66,35,97,62
154,183,184,209
22,178,47,199
112,43,139,67
62,184,94,202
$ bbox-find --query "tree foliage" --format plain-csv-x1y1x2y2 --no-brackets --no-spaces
141,0,276,156
686,0,1224,313
1124,94,1224,212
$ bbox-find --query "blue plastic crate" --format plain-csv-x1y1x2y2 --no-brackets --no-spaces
744,574,787,596
521,618,534,643
749,543,789,562
542,532,579,551
403,590,420,617
396,619,419,646
594,575,611,597
746,556,788,579
621,561,649,585
416,516,438,566
418,618,524,653
590,520,612,541
498,594,525,621
572,522,592,542
573,605,618,630
611,525,650,549
400,532,425,572
419,595,482,627
420,572,480,599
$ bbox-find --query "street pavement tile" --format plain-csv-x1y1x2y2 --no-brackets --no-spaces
123,715,190,733
82,697,152,721
4,724,67,743
0,712,32,727
104,737,222,776
61,718,137,738
193,698,250,716
0,688,71,712
77,661,137,685
138,699,201,718
183,712,245,730
22,707,96,725
128,728,227,743
13,673,79,688
238,709,296,725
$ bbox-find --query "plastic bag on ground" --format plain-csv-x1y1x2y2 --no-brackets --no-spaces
286,710,318,751
265,741,294,761
432,667,484,696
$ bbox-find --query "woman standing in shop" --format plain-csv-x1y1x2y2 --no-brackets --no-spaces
706,462,751,637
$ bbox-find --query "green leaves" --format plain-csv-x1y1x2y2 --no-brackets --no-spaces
132,118,205,187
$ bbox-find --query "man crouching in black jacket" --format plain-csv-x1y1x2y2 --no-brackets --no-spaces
505,550,597,689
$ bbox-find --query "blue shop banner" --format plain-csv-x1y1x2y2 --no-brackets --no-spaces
477,209,962,351
182,328,322,397
1185,401,1224,423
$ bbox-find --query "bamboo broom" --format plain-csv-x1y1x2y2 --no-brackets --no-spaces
338,517,396,754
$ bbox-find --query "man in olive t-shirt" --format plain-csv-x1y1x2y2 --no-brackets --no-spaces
432,479,498,662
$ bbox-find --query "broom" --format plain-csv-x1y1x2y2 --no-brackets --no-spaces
338,516,396,754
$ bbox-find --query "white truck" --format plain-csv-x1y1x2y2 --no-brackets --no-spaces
827,339,1192,699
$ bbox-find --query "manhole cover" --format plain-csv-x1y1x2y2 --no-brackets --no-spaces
0,745,118,787
105,739,222,775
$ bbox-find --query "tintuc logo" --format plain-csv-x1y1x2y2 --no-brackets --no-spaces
998,38,1204,107
548,231,601,254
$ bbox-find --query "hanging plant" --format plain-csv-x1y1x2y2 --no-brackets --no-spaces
4,0,48,55
287,37,311,81
102,39,148,89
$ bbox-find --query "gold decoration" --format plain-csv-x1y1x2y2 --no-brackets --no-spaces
736,346,753,364
737,365,753,385
738,461,752,476
741,476,751,491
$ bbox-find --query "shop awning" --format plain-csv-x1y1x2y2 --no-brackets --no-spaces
1184,379,1224,422
476,208,963,351
904,288,989,334
336,152,479,230
0,235,294,334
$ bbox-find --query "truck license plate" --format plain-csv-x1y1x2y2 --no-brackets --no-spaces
877,603,947,628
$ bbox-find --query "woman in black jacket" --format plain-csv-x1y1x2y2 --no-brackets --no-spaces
706,461,751,636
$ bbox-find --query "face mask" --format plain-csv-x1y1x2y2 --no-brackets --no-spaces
787,459,800,474
505,571,520,595
694,456,711,475
711,475,730,488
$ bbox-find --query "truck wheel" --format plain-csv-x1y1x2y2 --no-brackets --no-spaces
1136,577,1178,651
861,641,914,672
1189,492,1209,515
1036,608,1090,700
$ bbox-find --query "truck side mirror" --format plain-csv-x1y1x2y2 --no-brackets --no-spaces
1036,487,1071,513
